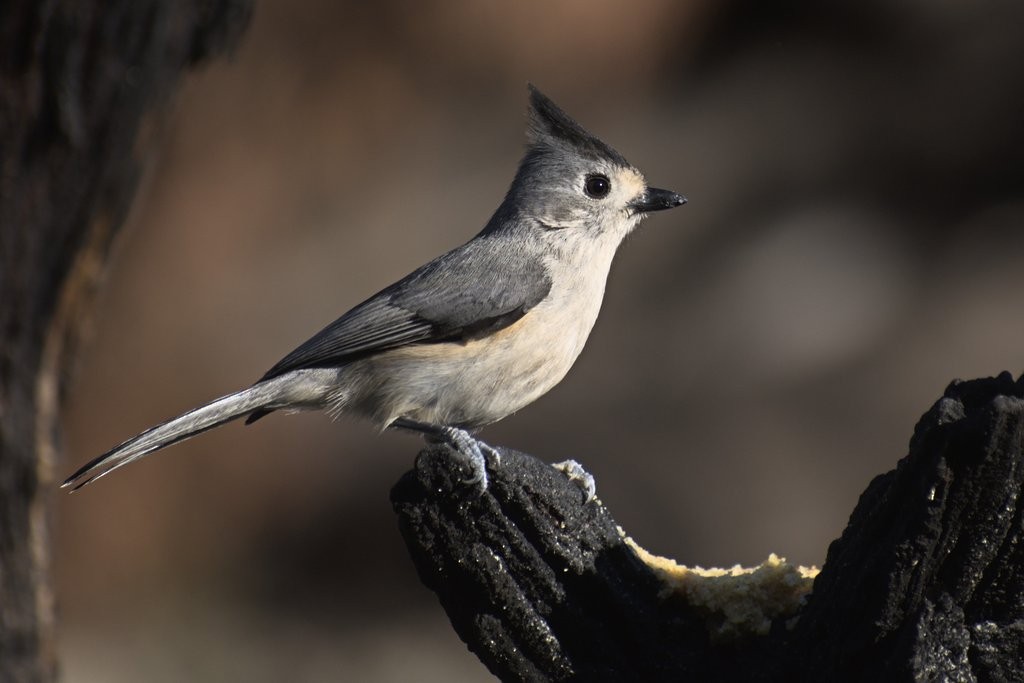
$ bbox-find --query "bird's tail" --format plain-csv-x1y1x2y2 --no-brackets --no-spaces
61,373,325,491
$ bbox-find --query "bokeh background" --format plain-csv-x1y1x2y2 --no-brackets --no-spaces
55,1,1024,680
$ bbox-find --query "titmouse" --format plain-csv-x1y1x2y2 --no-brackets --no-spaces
62,85,686,494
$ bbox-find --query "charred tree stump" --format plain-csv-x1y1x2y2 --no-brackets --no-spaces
392,373,1024,681
0,3,251,680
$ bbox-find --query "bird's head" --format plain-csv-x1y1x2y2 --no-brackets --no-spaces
497,85,685,244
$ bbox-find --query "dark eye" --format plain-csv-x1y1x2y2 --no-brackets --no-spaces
584,174,611,199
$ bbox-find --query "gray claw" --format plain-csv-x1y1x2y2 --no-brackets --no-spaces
479,442,502,468
440,426,491,492
553,459,597,503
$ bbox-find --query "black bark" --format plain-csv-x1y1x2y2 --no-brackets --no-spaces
392,373,1024,682
0,2,251,680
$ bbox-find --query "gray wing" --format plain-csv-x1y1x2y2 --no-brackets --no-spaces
255,236,552,383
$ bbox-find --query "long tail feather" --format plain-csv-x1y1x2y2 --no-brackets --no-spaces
62,377,305,491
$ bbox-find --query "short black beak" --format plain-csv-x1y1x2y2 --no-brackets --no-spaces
630,187,687,214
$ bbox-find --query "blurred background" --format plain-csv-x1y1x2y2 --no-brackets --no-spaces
55,1,1024,680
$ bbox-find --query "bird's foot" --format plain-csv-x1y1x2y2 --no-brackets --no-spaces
392,418,499,493
436,426,497,491
552,459,597,503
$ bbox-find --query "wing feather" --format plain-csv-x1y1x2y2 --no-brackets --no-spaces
255,235,551,382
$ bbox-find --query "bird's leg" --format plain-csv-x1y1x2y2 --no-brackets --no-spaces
552,459,597,503
391,418,500,491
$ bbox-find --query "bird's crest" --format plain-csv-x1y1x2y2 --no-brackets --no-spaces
526,84,629,167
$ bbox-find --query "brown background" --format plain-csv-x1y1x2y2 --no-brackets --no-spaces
55,1,1024,680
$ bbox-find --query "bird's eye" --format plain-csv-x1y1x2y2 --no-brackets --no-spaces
584,174,611,199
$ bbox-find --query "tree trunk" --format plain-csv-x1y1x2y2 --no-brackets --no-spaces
0,2,251,679
393,373,1024,681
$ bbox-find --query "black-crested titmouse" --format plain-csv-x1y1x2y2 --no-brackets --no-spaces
62,85,685,493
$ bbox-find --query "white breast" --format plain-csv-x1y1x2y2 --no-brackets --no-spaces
339,234,620,430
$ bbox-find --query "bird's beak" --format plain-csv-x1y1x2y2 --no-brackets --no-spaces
629,187,687,215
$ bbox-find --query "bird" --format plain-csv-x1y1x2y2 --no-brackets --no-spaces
62,84,686,495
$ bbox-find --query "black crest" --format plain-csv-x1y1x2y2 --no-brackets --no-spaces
526,84,629,167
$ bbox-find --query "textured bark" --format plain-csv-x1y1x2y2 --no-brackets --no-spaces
0,2,251,680
392,446,712,680
790,372,1024,682
393,373,1024,682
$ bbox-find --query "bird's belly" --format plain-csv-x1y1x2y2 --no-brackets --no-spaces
342,294,600,430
